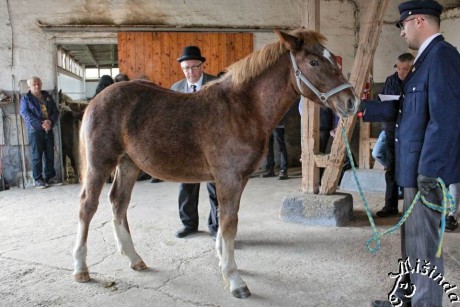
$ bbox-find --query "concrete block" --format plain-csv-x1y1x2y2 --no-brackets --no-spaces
280,191,353,226
339,169,386,193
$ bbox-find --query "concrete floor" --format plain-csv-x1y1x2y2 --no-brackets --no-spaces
0,169,459,307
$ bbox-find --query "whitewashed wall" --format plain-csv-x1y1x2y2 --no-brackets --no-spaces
1,0,458,90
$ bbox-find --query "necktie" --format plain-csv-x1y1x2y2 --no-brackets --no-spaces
191,84,196,92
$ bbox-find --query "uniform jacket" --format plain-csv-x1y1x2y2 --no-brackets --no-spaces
20,91,59,131
363,35,460,187
170,73,216,93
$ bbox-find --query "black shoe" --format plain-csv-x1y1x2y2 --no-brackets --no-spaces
45,178,63,186
376,207,399,218
175,227,198,238
278,170,288,180
210,231,217,241
260,170,275,178
446,216,459,231
150,178,163,183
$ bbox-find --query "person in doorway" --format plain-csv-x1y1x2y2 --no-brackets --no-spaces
361,1,460,306
20,76,61,188
171,46,219,240
373,52,414,218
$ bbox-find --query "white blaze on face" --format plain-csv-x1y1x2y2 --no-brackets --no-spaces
322,48,334,65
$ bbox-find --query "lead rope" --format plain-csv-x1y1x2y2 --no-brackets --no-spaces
339,118,456,257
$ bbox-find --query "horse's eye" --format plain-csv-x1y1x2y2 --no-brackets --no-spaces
310,60,319,66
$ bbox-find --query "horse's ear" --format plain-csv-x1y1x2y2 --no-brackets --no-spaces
275,29,302,51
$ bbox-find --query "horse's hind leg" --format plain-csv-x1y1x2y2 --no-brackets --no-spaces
217,178,251,299
73,169,108,282
110,156,147,271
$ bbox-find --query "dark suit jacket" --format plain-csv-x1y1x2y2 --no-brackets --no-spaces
363,35,460,187
170,73,216,93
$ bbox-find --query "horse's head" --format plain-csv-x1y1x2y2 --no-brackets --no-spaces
276,29,359,117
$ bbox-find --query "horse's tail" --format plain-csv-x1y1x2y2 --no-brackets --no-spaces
79,118,87,185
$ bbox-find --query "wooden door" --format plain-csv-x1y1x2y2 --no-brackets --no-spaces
118,32,253,88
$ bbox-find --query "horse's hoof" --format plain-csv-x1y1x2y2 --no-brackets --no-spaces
73,271,90,283
131,260,148,271
232,286,251,299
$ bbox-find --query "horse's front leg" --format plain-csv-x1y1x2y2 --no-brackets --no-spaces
110,158,147,271
216,178,251,299
73,172,105,282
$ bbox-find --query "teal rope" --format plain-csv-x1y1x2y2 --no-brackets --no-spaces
339,119,456,257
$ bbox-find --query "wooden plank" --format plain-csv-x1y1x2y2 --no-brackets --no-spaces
200,33,213,75
209,34,220,75
167,32,179,88
234,33,244,63
127,33,137,79
320,0,389,194
117,33,127,76
359,120,371,168
226,33,237,65
218,34,227,71
118,32,253,90
143,33,154,82
160,32,171,87
301,0,320,194
314,154,329,168
151,32,162,85
134,33,146,78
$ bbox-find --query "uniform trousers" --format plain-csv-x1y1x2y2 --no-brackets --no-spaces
397,187,444,307
178,182,219,233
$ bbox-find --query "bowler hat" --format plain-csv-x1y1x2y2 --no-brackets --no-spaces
177,46,206,63
397,0,443,27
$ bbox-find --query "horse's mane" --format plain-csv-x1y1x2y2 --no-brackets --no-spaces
228,30,327,86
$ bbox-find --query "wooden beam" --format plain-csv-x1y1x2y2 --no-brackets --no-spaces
300,0,321,194
320,0,389,195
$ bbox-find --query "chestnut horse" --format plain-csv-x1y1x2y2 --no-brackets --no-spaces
72,29,359,298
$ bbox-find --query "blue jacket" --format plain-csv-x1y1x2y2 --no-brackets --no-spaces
20,91,59,131
363,35,460,187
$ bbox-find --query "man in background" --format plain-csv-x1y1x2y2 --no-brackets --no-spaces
20,76,61,188
373,53,414,218
171,46,219,240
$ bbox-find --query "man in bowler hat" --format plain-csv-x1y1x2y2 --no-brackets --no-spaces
171,46,219,240
360,1,460,306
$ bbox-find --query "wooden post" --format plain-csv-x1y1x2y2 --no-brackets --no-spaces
301,0,320,194
319,0,389,195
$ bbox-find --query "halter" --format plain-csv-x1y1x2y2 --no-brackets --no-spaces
289,52,353,104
